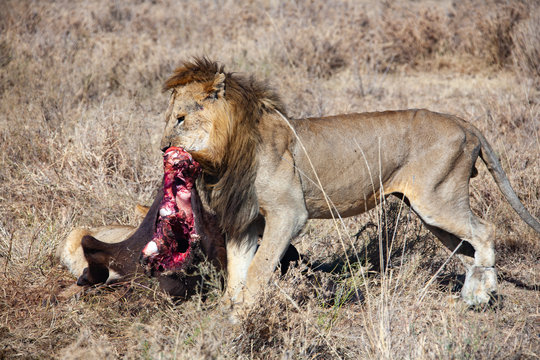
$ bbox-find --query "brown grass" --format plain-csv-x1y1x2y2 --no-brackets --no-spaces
0,0,539,358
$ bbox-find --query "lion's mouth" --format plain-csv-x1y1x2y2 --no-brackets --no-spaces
141,147,201,275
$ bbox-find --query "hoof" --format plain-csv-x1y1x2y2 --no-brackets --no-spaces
461,266,497,306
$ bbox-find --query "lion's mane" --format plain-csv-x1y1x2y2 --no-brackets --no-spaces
163,58,286,238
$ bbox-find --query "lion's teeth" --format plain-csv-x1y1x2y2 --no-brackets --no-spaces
143,241,159,256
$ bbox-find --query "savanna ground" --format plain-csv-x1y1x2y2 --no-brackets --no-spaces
1,0,539,358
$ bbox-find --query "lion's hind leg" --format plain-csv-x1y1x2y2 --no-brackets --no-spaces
422,224,475,261
407,194,497,306
422,222,497,306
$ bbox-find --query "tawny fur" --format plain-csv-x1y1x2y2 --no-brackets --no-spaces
160,58,540,310
162,57,285,237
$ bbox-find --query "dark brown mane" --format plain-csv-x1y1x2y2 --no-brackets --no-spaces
163,58,225,92
163,58,286,238
163,57,285,114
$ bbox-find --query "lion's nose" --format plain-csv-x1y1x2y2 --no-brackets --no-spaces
161,143,171,153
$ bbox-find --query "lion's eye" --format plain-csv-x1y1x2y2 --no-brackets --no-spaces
205,92,218,101
176,116,185,125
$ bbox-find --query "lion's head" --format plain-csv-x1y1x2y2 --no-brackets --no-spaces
161,58,285,237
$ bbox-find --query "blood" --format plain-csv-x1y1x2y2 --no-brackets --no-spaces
141,147,201,274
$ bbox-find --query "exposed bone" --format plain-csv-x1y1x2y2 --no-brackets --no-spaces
141,147,201,275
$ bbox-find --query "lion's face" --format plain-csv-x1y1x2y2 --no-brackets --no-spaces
160,73,226,153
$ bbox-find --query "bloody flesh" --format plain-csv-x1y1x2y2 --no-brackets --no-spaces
141,147,201,274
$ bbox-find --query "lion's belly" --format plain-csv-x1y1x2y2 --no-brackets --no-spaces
304,197,378,219
296,146,397,219
301,178,383,219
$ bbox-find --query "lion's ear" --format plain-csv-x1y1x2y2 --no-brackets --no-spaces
207,72,225,99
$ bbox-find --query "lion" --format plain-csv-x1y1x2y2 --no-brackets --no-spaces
158,58,540,312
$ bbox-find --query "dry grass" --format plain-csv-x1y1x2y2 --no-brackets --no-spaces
1,0,539,358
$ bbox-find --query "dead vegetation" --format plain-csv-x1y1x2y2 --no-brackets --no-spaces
0,0,539,358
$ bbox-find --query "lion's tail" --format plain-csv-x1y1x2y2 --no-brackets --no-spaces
474,127,540,234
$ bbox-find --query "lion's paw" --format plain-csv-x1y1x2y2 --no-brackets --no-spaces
461,266,497,307
220,300,247,325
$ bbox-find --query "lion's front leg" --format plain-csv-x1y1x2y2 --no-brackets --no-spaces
241,208,308,307
228,148,307,314
223,220,262,309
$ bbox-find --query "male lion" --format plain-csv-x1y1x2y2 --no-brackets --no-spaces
158,58,540,311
